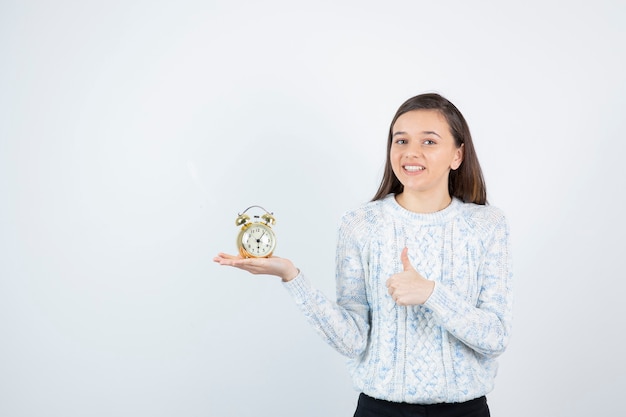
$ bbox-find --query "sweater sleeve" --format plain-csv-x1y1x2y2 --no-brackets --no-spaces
282,213,371,358
424,211,513,358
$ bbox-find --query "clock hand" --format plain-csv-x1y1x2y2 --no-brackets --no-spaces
256,230,266,243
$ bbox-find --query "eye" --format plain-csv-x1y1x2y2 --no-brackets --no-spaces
423,139,436,145
394,139,408,145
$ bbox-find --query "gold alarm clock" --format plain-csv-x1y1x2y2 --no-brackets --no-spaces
235,205,277,258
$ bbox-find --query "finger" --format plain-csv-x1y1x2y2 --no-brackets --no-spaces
214,253,245,265
392,293,402,304
217,253,240,260
215,256,248,267
401,247,413,271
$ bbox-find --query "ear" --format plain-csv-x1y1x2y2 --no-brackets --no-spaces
451,143,464,170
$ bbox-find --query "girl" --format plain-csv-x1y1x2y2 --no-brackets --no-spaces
214,93,513,417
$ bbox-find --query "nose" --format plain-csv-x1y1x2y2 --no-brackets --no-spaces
405,142,422,158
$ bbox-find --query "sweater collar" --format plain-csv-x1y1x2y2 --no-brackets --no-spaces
383,193,462,225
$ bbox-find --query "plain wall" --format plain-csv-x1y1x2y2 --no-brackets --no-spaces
1,1,624,416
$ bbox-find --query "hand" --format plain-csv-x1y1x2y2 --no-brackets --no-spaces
386,247,435,306
213,252,300,282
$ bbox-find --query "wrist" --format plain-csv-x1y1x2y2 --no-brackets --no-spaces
281,267,300,282
423,281,435,303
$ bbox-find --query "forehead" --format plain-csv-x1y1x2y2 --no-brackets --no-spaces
392,109,450,134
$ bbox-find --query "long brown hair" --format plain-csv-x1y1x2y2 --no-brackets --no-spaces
372,93,487,205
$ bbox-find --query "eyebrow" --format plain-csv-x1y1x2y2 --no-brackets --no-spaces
392,130,442,138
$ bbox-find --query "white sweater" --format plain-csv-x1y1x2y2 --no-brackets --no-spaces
283,194,513,404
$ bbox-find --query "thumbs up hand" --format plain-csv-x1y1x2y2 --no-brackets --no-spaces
386,247,435,306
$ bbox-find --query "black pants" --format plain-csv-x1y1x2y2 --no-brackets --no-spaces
353,393,490,417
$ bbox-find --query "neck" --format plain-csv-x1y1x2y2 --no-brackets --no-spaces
395,190,453,213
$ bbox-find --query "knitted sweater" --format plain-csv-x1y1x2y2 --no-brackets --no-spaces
283,194,513,404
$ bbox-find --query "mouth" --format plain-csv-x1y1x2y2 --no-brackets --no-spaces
403,165,425,172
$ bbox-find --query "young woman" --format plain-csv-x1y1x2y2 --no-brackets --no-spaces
214,93,513,417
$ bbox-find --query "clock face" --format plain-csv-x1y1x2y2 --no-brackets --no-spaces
240,223,276,257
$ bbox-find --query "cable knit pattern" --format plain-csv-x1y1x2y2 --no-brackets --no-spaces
283,194,513,404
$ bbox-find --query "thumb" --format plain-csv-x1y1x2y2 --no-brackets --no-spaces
401,247,414,271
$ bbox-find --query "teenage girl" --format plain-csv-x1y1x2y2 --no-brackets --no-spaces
214,93,513,417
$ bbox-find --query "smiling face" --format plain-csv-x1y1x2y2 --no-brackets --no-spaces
390,109,464,199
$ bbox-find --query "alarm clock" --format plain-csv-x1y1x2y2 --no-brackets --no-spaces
235,205,277,258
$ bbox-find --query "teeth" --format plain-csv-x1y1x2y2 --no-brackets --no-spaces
404,166,425,172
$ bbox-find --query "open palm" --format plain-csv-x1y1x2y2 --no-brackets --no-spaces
213,252,299,282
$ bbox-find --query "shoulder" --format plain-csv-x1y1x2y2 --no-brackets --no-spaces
456,201,509,237
339,198,385,230
459,201,506,223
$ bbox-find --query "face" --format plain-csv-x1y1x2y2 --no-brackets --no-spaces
390,110,463,197
241,223,275,257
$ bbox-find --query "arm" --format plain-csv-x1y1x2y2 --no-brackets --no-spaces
214,214,372,358
282,215,371,358
424,215,513,358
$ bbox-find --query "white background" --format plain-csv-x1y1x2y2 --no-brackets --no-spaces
1,1,624,416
